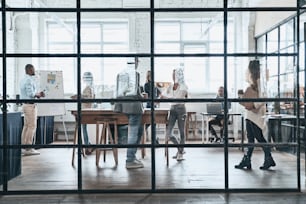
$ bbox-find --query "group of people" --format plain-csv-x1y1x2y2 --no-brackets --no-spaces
19,59,276,171
115,58,188,169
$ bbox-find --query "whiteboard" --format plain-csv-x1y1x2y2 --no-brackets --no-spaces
36,70,65,116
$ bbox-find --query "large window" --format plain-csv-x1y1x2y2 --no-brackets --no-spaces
47,21,128,93
155,18,232,93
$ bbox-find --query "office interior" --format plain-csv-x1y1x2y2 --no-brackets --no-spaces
1,0,306,195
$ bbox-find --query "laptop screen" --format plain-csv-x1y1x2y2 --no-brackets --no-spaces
206,103,223,114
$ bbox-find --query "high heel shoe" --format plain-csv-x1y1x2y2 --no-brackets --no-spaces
259,156,276,170
235,155,252,170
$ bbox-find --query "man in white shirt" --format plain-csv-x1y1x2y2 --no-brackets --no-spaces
20,64,45,156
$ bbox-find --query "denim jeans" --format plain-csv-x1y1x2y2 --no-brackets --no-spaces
82,124,90,145
166,104,186,154
126,113,143,162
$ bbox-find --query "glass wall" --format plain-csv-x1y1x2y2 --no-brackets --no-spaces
0,0,303,194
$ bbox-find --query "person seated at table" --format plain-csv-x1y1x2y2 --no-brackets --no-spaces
208,86,231,142
71,71,95,155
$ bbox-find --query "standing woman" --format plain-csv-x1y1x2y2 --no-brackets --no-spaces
161,68,188,161
235,60,276,170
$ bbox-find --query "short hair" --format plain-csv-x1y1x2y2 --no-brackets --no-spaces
25,64,34,71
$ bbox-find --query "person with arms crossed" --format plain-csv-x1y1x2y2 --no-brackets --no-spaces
20,64,45,156
115,57,145,169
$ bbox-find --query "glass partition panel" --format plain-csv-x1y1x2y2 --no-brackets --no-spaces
81,12,150,54
154,57,224,96
6,0,76,8
82,0,150,8
229,0,297,7
6,12,76,54
154,0,223,8
155,12,224,54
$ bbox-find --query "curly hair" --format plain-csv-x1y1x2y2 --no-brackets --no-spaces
248,60,260,92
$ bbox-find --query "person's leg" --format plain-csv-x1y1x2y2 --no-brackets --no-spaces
176,105,186,154
235,119,254,169
82,124,89,145
166,108,179,145
208,118,218,137
22,105,38,146
252,123,276,170
82,124,95,155
126,114,142,162
21,104,39,156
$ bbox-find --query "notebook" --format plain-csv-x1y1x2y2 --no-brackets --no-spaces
206,103,223,114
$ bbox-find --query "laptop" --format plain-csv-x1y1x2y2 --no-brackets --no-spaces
206,103,223,114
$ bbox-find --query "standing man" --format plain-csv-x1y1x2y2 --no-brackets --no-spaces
20,64,45,156
116,57,145,169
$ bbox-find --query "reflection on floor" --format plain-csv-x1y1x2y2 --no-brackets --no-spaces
3,144,305,191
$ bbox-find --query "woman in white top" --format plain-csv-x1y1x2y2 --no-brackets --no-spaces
235,60,276,170
161,68,188,161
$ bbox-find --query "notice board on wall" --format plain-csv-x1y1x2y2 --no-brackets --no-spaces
36,70,65,116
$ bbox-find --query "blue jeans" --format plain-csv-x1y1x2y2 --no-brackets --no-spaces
82,124,90,145
166,104,186,154
126,114,143,162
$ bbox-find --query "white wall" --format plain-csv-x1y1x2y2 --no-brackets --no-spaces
251,0,296,37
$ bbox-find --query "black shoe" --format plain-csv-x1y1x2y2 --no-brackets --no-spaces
235,155,252,170
260,156,276,170
155,137,159,145
215,137,221,143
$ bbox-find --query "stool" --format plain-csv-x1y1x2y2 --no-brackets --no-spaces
96,119,118,167
185,112,198,140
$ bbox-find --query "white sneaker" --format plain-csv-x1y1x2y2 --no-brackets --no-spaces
126,159,144,169
22,148,40,156
176,153,184,161
172,151,186,159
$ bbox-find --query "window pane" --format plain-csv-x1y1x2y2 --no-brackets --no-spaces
81,24,101,42
267,29,279,53
103,23,128,43
155,43,180,54
155,22,180,41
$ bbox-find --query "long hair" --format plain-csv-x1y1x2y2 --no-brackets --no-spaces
248,60,260,92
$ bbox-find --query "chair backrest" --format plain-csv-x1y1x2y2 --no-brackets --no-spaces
206,103,223,114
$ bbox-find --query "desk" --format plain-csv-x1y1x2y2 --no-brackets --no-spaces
200,112,243,143
70,108,169,166
0,112,22,185
265,114,297,152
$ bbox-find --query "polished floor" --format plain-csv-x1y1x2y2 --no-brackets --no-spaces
1,140,306,203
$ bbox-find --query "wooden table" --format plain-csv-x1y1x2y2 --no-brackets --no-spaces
70,108,169,166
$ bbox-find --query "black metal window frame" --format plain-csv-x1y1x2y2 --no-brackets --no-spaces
0,0,303,195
